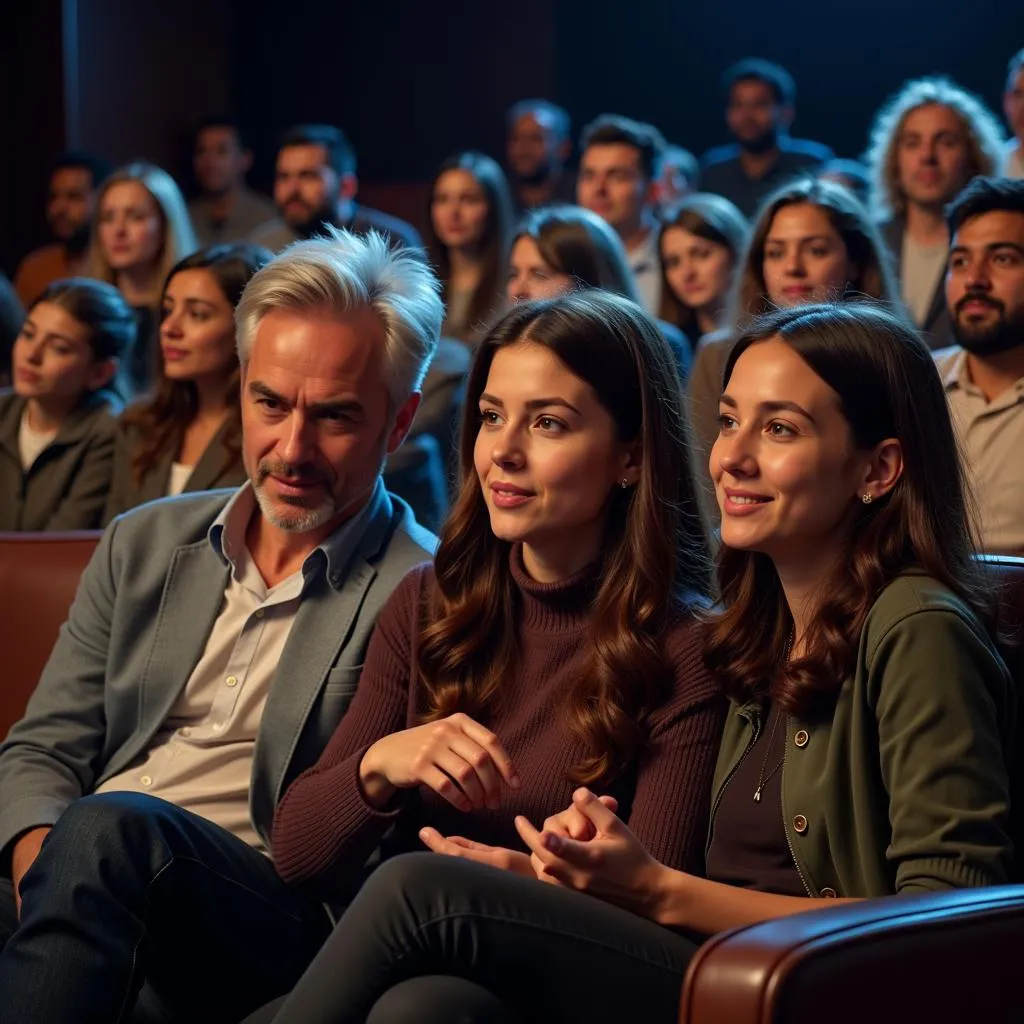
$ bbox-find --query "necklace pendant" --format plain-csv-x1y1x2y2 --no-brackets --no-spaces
753,787,762,802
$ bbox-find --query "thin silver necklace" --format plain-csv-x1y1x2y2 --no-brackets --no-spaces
753,629,794,803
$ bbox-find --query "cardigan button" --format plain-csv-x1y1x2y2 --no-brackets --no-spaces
820,887,838,898
794,729,809,748
793,814,808,834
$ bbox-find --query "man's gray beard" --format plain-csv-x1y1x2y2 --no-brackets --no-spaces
252,480,336,534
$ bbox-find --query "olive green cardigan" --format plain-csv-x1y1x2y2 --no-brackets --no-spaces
709,574,1015,898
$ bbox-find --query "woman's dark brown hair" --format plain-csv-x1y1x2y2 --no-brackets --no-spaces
425,151,514,339
417,290,712,785
731,178,901,323
703,302,991,716
119,243,270,487
658,193,749,337
513,204,641,302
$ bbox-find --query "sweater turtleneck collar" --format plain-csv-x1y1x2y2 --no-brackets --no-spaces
509,543,601,633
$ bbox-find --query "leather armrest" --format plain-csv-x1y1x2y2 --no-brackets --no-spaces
680,886,1024,1024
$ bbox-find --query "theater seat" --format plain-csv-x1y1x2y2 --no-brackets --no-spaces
679,554,1024,1024
0,531,101,739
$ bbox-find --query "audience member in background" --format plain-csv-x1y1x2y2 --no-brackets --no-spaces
507,204,691,378
13,152,112,307
577,115,667,315
505,99,575,215
85,161,198,392
244,291,722,1021
0,230,442,1023
687,179,902,518
659,193,749,347
654,144,700,214
427,151,514,347
1002,49,1024,179
188,117,277,247
866,76,1004,349
0,275,24,388
937,176,1024,556
818,158,871,204
103,243,271,522
383,331,470,535
0,279,135,531
700,59,833,218
246,302,1012,1024
252,124,422,254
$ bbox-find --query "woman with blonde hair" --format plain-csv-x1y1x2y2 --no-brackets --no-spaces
687,178,903,516
86,161,198,390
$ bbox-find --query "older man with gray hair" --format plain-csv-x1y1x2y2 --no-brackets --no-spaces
0,228,443,1023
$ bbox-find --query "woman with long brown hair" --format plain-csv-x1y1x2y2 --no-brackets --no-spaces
687,177,903,520
246,302,1012,1024
242,290,722,1018
426,151,514,347
103,243,270,521
658,193,749,344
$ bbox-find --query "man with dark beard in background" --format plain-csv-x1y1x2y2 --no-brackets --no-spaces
251,124,422,253
937,176,1024,555
700,59,832,218
13,152,111,305
505,99,575,215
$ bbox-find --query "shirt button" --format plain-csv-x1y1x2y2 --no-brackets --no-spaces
821,887,838,898
226,675,238,687
140,775,153,787
794,729,809,748
254,609,264,619
793,814,808,834
180,727,192,737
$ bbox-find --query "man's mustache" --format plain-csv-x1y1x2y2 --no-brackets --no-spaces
955,293,1005,316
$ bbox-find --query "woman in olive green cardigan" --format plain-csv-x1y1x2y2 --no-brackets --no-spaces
244,301,1014,1024
0,279,135,531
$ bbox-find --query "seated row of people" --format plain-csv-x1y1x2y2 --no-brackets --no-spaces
4,175,1024,560
0,231,1013,1022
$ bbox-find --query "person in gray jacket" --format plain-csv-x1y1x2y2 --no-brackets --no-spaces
0,278,135,531
0,228,443,1023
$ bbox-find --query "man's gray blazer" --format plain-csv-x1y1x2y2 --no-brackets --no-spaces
0,480,437,859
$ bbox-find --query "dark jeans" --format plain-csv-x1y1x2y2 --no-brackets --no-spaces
0,792,331,1024
243,852,699,1024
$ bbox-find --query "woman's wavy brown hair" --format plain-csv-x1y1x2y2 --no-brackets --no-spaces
702,302,992,716
418,290,712,785
119,243,270,487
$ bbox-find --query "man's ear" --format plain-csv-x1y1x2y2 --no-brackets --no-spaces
241,148,254,175
387,392,422,454
339,173,359,202
779,104,795,130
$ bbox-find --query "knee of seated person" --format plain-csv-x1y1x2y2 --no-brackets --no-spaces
50,791,175,848
367,977,517,1024
366,851,467,895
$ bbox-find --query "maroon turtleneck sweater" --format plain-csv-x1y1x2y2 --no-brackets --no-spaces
272,549,725,899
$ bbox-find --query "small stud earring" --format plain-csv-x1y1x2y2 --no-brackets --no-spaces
621,478,629,489
861,492,873,504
